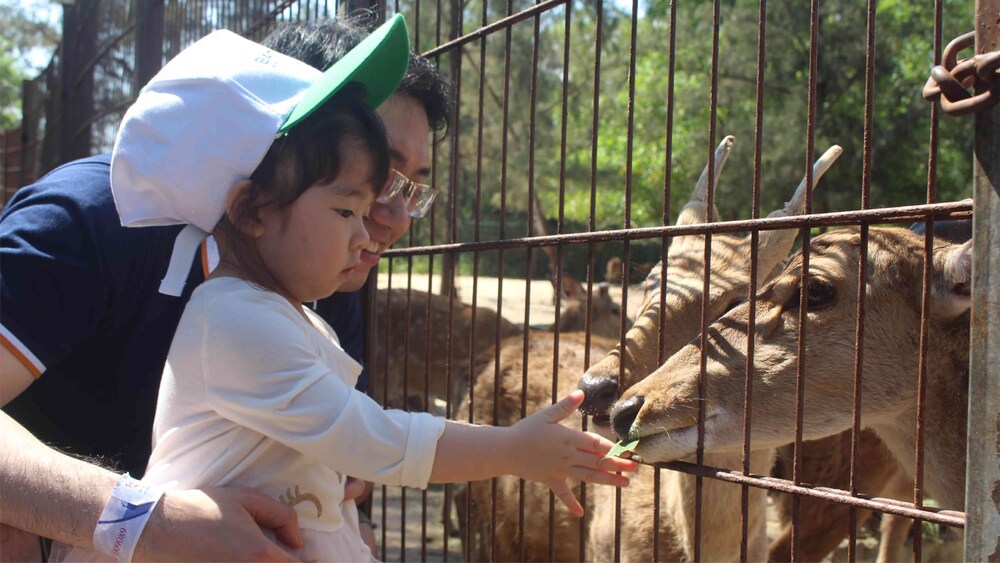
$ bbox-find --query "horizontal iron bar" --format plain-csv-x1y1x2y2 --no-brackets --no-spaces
383,199,973,258
653,460,966,528
421,0,569,59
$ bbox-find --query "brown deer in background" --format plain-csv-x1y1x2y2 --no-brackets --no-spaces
369,277,623,411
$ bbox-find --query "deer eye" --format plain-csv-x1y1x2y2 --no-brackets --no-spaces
806,280,836,309
783,280,836,312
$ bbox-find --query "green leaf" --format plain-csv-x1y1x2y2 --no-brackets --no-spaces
603,439,640,459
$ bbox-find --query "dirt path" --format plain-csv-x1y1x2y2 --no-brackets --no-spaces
377,273,642,327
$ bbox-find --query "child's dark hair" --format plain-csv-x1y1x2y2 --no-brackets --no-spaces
215,84,389,291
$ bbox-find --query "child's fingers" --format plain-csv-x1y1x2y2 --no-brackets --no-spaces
569,466,632,488
548,479,584,517
540,390,586,424
569,448,637,474
571,428,622,457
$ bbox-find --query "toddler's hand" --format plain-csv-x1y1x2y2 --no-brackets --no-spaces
510,389,637,516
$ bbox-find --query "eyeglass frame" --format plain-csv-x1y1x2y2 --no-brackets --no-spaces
376,170,438,218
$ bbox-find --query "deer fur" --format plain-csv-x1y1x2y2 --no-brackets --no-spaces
611,228,973,516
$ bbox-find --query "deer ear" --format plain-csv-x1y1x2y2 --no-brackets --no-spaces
930,240,972,320
561,276,583,300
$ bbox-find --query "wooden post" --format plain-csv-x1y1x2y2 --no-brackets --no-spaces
135,0,165,92
59,0,96,164
964,0,1000,559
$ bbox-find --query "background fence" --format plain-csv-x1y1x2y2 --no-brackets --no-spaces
7,0,998,560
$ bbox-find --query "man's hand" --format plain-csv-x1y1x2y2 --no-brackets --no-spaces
344,477,377,557
133,487,303,562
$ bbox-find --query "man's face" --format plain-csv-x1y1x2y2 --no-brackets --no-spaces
339,93,432,292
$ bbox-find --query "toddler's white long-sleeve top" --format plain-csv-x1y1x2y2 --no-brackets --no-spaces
144,277,446,557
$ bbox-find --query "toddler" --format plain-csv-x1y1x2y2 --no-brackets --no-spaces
70,15,635,562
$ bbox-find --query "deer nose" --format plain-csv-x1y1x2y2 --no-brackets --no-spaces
610,395,644,440
577,371,619,417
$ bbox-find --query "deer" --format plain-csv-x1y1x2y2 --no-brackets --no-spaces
608,228,973,539
766,220,971,562
457,136,842,561
368,277,624,411
577,137,845,561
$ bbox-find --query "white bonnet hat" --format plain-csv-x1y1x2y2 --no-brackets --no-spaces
110,15,409,295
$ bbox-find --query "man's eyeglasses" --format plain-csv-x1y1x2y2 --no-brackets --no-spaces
376,170,438,218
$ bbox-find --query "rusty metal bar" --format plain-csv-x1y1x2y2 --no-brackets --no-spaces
470,0,489,555
495,0,513,554
964,0,1000,559
244,0,298,38
422,0,567,58
693,0,723,555
382,201,974,258
846,0,879,560
741,0,768,558
653,460,966,528
790,0,820,557
653,0,679,558
379,267,393,562
521,8,542,560
910,3,947,561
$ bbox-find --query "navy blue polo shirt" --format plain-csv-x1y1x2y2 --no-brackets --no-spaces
0,155,366,477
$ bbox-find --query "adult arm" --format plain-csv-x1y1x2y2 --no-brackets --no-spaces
0,346,33,406
0,410,304,561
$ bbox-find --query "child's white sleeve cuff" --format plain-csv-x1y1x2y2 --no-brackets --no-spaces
399,412,447,489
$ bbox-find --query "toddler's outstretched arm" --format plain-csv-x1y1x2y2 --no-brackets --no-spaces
429,390,636,516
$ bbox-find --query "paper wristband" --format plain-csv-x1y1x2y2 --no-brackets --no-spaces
93,474,163,562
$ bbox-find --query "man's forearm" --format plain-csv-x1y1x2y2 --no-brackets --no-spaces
0,410,116,549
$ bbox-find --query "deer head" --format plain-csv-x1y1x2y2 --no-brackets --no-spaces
578,138,843,423
609,227,973,507
556,277,625,339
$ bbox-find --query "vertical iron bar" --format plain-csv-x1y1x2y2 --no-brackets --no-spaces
653,0,678,558
380,267,393,562
694,0,722,558
496,0,513,552
742,0,768,558
848,0,877,560
522,6,541,560
912,0,947,559
472,0,488,554
791,0,819,559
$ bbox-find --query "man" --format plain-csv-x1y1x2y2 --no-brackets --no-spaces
0,15,451,561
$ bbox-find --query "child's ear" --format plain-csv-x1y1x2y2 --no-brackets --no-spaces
930,239,973,321
224,180,264,238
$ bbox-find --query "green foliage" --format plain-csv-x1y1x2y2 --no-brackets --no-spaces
604,438,640,459
398,0,975,281
0,0,60,130
0,37,26,130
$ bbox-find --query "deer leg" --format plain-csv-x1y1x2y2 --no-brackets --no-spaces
768,430,899,562
875,470,915,563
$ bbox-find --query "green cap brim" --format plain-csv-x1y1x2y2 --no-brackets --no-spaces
279,14,409,133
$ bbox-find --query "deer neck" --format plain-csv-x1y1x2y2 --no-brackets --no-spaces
868,318,970,509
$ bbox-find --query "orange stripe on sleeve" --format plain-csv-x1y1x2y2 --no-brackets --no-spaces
201,239,210,277
1,334,42,379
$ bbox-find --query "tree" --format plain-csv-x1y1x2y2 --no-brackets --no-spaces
0,0,60,131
